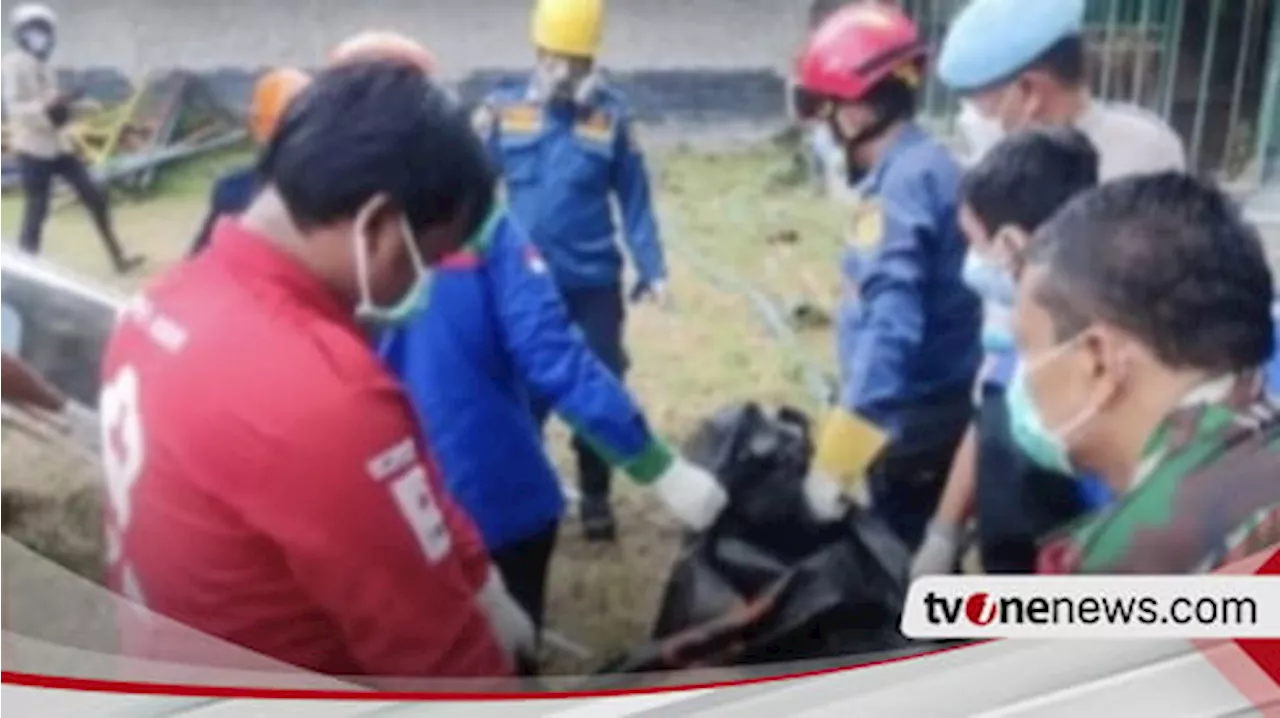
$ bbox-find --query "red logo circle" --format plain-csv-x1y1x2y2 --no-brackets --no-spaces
965,592,997,626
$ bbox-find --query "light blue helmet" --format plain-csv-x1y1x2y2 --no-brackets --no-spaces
937,0,1085,93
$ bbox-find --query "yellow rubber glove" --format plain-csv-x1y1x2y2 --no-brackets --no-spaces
811,407,889,490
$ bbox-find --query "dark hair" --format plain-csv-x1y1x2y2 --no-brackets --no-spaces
1028,36,1086,87
1026,172,1275,373
961,125,1099,234
258,61,495,238
863,72,918,124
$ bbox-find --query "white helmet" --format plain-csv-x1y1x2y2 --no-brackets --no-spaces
11,3,57,29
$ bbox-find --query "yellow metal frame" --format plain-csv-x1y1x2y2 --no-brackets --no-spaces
64,83,147,167
2,82,146,196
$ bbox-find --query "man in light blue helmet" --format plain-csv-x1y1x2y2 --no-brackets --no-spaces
937,0,1184,179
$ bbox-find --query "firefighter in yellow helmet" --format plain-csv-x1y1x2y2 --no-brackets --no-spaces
189,68,311,255
474,0,671,541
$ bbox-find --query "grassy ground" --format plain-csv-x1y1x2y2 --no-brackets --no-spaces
0,142,848,676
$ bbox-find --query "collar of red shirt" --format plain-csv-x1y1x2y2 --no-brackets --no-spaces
207,217,356,329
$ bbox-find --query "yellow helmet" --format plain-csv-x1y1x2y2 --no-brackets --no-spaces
532,0,605,58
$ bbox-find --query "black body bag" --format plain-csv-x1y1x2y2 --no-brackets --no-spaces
600,402,914,673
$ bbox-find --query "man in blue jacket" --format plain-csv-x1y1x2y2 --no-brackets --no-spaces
379,209,726,632
471,0,668,540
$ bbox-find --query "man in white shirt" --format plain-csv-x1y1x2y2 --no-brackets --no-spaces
939,0,1186,180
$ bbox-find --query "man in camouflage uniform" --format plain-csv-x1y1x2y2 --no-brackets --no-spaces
1007,172,1280,574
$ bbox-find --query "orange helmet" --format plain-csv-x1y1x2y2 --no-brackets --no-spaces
249,67,311,144
328,30,436,74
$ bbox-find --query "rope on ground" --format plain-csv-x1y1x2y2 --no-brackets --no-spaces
667,233,832,409
552,209,836,664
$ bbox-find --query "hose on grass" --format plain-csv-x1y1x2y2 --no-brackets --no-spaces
666,236,833,409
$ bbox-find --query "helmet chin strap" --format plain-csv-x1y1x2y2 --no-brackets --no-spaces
832,110,899,183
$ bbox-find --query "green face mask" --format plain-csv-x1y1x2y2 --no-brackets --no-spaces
352,204,504,326
1006,363,1075,474
1005,337,1102,476
352,203,431,327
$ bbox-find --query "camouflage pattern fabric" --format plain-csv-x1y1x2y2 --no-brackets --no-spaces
1039,378,1280,574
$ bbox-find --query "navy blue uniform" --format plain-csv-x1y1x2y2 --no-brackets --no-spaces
831,124,982,549
476,78,666,502
190,166,257,256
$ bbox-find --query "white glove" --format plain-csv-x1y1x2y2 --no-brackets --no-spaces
910,521,963,579
652,456,727,531
802,469,852,523
476,568,536,666
631,279,671,309
648,281,671,308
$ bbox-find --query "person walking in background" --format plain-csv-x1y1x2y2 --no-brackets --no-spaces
2,3,144,273
188,67,311,256
473,0,670,542
937,0,1186,177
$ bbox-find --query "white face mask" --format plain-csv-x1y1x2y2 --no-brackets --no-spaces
958,101,1003,163
961,249,1016,306
351,199,431,326
533,55,597,104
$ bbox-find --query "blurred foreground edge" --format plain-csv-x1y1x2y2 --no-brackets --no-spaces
1,244,123,409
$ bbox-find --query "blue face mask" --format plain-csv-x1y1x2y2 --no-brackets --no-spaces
18,26,55,60
1005,338,1102,475
962,250,1016,307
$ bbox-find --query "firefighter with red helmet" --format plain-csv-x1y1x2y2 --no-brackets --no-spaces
793,5,981,551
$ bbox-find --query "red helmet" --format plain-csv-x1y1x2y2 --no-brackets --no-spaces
793,4,926,120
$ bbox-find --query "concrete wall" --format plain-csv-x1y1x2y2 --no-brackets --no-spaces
43,0,808,76
17,0,811,128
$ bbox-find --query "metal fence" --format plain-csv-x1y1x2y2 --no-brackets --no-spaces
895,0,1280,184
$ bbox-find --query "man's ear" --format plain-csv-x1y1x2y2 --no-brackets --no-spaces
359,194,405,264
994,225,1030,265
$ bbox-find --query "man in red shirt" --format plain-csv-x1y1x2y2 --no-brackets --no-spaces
97,62,530,683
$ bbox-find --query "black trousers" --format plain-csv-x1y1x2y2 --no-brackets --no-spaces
974,386,1092,574
491,520,560,633
17,153,129,265
531,284,629,501
866,388,973,552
